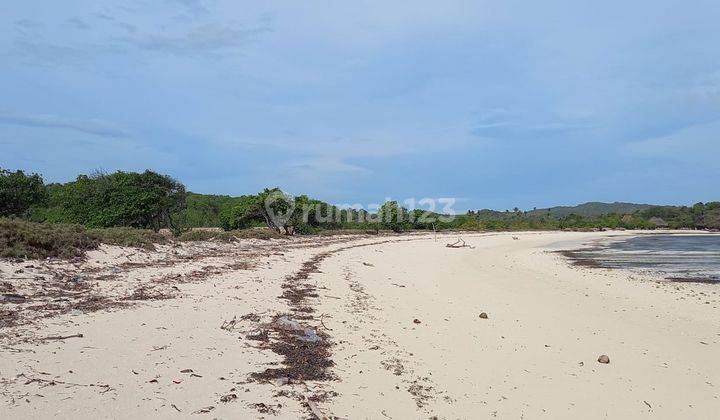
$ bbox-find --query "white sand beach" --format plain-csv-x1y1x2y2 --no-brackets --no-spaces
1,231,719,419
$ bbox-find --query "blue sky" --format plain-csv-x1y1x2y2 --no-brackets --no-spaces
1,1,719,211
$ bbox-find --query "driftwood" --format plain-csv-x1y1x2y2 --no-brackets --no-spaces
39,333,84,341
220,316,238,331
307,400,329,420
446,238,475,249
19,373,110,391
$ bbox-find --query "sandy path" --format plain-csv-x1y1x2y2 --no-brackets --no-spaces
1,231,719,419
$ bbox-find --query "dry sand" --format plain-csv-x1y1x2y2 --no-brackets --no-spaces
1,231,719,419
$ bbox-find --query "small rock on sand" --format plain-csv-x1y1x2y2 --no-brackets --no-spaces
597,354,610,364
479,312,489,319
413,319,422,324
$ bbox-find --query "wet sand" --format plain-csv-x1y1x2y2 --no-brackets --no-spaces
1,231,719,419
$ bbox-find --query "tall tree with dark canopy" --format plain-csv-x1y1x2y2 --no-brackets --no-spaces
0,168,47,217
45,170,186,231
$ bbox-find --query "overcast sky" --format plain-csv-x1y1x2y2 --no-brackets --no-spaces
1,0,719,211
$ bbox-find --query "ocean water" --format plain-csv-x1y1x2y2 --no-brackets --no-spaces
567,234,720,282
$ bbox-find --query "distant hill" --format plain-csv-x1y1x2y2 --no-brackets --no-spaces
527,202,654,218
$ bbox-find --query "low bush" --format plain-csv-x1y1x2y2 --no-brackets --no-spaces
178,227,283,242
0,218,98,259
88,227,167,250
0,218,170,259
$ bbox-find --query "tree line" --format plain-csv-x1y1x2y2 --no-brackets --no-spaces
1,168,718,235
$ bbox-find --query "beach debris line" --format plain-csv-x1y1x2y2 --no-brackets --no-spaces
446,238,475,249
597,354,610,364
1,293,27,303
275,315,322,342
248,239,409,416
253,241,389,383
251,314,334,382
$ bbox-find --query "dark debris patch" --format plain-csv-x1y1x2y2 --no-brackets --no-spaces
239,312,261,322
408,378,435,408
0,309,19,329
252,327,336,382
667,276,719,284
122,286,176,301
555,250,603,268
248,402,279,415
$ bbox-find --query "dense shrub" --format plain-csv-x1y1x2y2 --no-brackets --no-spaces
42,170,186,231
0,169,47,217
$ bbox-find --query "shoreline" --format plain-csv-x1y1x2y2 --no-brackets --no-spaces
1,231,719,418
556,231,720,284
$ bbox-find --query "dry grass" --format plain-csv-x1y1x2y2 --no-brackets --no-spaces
88,227,166,250
0,218,167,259
0,218,99,259
177,227,283,242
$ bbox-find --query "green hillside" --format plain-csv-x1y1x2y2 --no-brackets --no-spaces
528,202,654,218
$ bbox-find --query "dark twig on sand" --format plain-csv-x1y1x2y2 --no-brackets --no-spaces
446,238,474,249
221,316,238,331
19,373,111,392
39,333,84,341
318,314,333,331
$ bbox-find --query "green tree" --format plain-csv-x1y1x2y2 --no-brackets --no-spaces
221,188,310,235
219,195,263,230
46,170,186,231
0,168,48,217
379,201,405,233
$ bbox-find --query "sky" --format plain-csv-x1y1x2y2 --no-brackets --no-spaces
1,0,719,212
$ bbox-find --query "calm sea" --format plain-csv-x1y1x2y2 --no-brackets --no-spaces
566,234,720,282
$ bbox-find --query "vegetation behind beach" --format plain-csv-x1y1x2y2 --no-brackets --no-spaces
1,167,719,258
